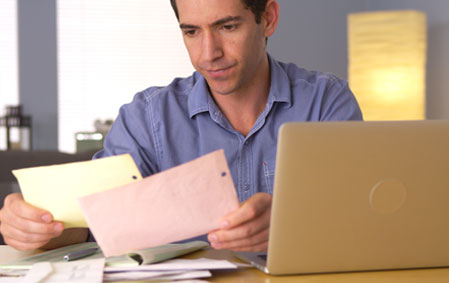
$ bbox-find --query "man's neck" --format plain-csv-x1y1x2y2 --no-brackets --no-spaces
211,56,271,137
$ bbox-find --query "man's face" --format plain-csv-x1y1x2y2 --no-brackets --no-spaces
176,0,268,96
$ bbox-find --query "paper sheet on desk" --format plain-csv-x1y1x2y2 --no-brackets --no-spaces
78,149,240,257
12,154,142,228
21,258,105,283
104,258,238,272
103,258,236,282
103,270,212,282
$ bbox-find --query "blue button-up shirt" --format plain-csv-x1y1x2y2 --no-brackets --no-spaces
94,54,363,202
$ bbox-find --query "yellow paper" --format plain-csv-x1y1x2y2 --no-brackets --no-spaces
13,154,142,228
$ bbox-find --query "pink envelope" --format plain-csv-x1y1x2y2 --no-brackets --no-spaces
78,149,239,257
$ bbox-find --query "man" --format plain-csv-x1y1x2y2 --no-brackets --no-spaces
0,0,362,252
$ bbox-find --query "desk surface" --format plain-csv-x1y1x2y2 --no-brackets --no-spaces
2,245,449,282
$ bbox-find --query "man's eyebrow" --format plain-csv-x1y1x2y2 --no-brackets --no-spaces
211,16,242,27
179,23,199,30
179,16,242,30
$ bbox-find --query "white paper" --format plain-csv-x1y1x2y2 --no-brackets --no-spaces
21,262,53,283
0,278,23,282
159,271,211,281
0,269,28,277
103,270,211,282
21,258,105,283
104,258,237,273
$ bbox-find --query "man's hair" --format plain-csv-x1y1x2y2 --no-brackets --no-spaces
170,0,268,24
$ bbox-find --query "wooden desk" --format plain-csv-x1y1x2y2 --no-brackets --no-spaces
2,245,449,282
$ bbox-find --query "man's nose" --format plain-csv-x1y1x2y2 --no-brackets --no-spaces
201,31,223,62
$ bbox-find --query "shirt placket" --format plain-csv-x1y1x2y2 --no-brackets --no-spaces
237,137,253,202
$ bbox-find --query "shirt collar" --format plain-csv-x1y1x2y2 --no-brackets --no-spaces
188,73,212,118
187,53,292,119
266,53,292,108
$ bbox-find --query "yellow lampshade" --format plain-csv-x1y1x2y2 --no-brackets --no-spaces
348,10,427,120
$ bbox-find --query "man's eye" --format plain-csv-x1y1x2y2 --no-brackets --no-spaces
183,30,197,36
222,24,237,31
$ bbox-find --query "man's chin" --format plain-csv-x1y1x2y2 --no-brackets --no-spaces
209,86,235,96
204,79,237,96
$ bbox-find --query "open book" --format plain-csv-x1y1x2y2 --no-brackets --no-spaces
1,241,209,269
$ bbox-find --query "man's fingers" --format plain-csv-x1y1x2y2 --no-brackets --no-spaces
7,193,53,223
207,193,272,253
210,206,270,243
1,222,61,244
230,241,268,253
0,193,64,251
210,227,269,251
0,194,63,235
3,237,50,251
2,212,63,235
219,193,272,230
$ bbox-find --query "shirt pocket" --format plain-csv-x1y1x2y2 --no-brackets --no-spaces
262,161,275,195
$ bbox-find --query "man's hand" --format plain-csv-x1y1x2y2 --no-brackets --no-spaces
0,193,64,250
207,193,272,252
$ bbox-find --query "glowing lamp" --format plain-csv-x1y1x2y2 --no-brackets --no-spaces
348,10,427,120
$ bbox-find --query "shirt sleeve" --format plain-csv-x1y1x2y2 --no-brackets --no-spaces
93,91,160,177
320,77,364,121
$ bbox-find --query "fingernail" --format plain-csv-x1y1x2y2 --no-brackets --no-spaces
209,234,217,242
41,214,51,223
212,242,221,249
54,223,63,232
220,220,229,229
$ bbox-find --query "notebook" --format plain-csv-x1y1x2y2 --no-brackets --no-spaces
237,120,449,275
1,241,209,269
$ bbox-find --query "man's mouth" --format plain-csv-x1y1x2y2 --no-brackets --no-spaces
205,65,235,79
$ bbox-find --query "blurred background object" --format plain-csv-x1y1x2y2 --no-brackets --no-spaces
75,119,113,153
0,105,32,151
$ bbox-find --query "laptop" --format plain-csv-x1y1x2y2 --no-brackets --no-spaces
237,120,449,275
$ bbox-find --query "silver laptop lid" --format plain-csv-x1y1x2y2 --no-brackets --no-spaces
267,121,449,275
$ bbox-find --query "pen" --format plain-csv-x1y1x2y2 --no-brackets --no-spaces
63,247,99,261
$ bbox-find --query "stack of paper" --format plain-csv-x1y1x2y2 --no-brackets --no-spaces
7,258,238,282
103,258,238,282
0,242,241,282
13,258,238,282
7,149,243,281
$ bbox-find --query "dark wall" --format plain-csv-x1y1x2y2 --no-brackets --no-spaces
268,0,368,79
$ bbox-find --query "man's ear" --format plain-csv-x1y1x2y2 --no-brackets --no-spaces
262,0,279,38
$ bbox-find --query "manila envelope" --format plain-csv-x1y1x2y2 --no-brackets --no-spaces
12,154,142,228
78,149,239,257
